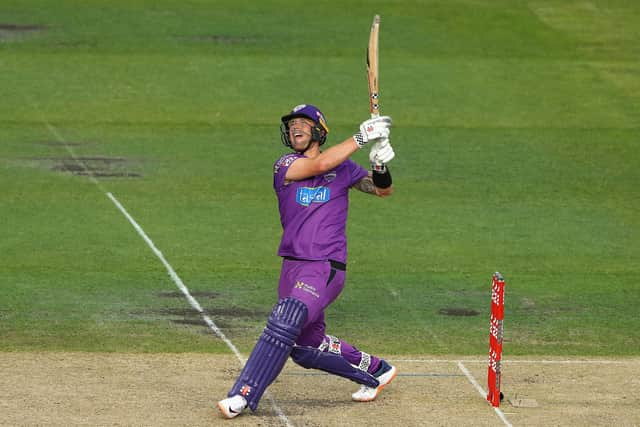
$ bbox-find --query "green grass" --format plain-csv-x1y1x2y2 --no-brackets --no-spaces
1,0,639,356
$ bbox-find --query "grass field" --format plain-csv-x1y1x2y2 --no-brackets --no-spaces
1,0,639,366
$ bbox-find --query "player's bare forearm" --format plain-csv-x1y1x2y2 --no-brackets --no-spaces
353,174,394,197
315,136,360,172
285,137,360,181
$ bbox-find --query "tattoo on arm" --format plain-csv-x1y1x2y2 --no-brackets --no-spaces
353,176,378,195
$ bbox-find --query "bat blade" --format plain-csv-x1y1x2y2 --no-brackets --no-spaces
367,14,380,118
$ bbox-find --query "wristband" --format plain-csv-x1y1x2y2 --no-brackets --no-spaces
372,167,392,189
353,132,366,149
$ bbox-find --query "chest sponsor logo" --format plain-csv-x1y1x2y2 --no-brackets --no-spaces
296,186,330,206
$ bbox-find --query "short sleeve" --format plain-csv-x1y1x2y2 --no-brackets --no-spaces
346,159,369,186
273,153,303,191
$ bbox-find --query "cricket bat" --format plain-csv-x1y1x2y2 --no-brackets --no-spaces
367,14,380,118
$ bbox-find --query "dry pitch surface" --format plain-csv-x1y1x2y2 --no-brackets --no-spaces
1,353,638,426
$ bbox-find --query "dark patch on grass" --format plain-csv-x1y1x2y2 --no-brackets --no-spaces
53,156,126,162
155,308,200,317
132,306,269,319
76,171,141,178
130,305,268,332
172,318,208,327
0,24,47,31
170,316,234,330
186,307,267,318
438,307,480,317
156,290,219,299
0,23,47,42
43,156,142,178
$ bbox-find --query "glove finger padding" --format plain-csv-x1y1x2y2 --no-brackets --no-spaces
376,137,390,148
369,141,394,167
376,143,395,163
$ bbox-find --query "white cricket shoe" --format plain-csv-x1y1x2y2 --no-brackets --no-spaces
352,359,397,402
217,395,248,419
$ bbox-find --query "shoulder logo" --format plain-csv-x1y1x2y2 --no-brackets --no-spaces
324,171,336,182
274,154,299,174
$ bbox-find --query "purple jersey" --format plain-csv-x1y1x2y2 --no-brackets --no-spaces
273,153,368,263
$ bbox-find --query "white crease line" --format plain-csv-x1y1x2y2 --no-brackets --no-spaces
107,192,294,427
457,362,512,427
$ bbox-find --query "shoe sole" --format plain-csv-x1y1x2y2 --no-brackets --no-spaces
353,366,398,402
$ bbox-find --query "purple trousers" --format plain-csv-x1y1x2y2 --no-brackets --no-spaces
278,258,381,375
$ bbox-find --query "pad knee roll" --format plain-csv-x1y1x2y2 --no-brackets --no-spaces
264,297,308,347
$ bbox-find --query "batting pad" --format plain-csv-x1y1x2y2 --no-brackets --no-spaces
229,297,307,411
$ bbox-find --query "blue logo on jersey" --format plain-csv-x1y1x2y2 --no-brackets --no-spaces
296,187,330,206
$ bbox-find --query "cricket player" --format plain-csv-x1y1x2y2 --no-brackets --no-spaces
218,104,397,418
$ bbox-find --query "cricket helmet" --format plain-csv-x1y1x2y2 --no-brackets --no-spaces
280,104,330,148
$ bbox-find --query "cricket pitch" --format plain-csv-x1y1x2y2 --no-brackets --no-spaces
1,353,638,426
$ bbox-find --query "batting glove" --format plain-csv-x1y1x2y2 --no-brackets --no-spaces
353,116,392,149
369,138,395,172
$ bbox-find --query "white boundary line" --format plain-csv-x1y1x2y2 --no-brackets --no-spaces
43,122,294,427
457,362,513,427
